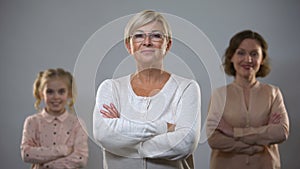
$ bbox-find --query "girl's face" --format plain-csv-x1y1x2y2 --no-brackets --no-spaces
40,78,70,116
231,38,264,80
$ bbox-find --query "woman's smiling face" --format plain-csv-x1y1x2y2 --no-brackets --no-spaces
231,38,264,80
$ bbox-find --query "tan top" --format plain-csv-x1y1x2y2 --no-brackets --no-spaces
206,81,289,169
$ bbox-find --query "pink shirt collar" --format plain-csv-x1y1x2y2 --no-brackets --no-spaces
41,109,69,123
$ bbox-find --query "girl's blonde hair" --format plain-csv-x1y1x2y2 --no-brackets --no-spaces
33,68,77,112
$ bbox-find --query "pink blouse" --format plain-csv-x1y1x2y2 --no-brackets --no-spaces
21,109,88,169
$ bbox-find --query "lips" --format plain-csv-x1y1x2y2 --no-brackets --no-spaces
140,49,155,54
51,101,62,107
241,64,253,70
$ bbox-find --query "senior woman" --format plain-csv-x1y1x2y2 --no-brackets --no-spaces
93,10,201,169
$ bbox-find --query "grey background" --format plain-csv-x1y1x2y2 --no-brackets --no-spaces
1,0,299,169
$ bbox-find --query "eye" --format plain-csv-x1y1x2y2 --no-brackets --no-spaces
58,88,66,95
46,89,54,94
250,51,259,57
151,33,163,39
236,50,245,56
133,33,145,39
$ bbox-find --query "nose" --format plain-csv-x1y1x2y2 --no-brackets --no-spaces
142,35,152,46
245,54,252,62
53,92,60,99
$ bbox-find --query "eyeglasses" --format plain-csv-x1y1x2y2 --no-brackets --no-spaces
130,31,166,43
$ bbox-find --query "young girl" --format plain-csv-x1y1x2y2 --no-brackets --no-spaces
21,68,88,169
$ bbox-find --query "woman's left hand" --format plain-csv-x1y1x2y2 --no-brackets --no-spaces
100,103,120,118
167,123,176,132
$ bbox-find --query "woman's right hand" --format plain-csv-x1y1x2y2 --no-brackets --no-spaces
245,145,265,156
100,103,120,118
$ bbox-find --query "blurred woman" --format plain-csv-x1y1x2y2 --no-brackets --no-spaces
206,30,289,169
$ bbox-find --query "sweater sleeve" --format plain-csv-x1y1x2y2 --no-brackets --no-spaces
234,87,289,146
93,79,167,158
21,116,69,164
42,119,89,168
137,80,201,160
208,130,264,155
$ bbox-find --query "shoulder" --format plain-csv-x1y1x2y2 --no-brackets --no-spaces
63,113,88,134
259,82,279,90
210,84,228,100
258,82,283,97
97,75,130,91
24,112,42,121
171,74,199,89
212,83,229,95
66,112,77,119
216,84,228,92
112,75,130,88
170,74,200,99
23,112,43,127
67,113,85,124
65,112,83,122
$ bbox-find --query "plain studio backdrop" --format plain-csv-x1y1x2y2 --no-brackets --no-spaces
1,0,299,169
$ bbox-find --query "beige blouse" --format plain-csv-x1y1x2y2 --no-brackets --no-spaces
206,81,289,169
21,109,88,169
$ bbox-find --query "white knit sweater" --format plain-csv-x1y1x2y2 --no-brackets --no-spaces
93,74,201,169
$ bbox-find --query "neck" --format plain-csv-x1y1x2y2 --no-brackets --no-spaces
234,76,257,88
136,61,164,72
45,108,66,117
133,68,166,83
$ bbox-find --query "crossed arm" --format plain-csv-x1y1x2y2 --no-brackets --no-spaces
206,112,282,155
211,113,282,138
100,103,175,132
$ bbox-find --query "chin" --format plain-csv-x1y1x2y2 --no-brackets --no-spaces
51,108,65,113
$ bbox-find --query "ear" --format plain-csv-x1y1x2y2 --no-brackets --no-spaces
68,92,73,99
230,55,234,62
125,39,133,55
66,86,72,98
261,57,265,65
39,90,44,100
165,39,172,52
